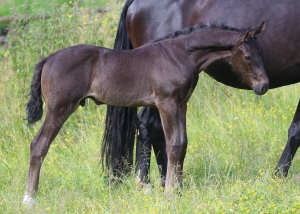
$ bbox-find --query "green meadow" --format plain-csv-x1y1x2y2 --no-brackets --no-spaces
1,0,300,213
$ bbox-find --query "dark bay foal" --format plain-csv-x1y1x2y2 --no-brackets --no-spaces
23,22,268,206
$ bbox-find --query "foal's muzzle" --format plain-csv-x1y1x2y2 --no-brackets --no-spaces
253,82,269,95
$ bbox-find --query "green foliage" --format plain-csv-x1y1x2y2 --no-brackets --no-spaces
3,0,118,97
1,0,300,213
0,0,109,16
0,0,109,30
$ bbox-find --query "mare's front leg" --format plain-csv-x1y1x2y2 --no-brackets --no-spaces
23,106,76,208
135,107,167,187
157,100,187,193
275,100,300,176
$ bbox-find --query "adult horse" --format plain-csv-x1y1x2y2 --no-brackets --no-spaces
23,22,268,207
102,0,300,186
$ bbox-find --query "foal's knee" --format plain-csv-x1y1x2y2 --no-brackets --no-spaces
168,144,181,158
168,143,187,161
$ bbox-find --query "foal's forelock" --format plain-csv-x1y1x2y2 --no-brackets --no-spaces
248,37,263,58
230,37,263,61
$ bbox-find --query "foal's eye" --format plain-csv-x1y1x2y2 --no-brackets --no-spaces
244,56,251,61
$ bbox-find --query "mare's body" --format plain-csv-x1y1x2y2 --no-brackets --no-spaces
102,0,300,185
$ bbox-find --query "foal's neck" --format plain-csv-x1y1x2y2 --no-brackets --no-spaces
177,29,241,71
182,29,241,52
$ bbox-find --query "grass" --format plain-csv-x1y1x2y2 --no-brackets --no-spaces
0,0,109,29
0,0,109,16
1,0,300,213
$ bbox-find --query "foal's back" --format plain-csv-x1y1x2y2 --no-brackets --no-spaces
42,43,192,108
88,41,195,107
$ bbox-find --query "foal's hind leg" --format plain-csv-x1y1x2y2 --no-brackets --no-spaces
23,105,77,207
275,100,300,177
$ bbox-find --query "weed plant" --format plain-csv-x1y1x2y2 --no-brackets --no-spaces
1,0,300,213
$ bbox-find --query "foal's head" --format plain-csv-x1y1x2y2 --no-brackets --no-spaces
229,21,268,95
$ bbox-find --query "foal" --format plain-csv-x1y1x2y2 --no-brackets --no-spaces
23,22,268,206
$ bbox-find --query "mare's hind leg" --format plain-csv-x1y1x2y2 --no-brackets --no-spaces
23,104,77,207
275,99,300,176
135,107,167,187
135,107,152,185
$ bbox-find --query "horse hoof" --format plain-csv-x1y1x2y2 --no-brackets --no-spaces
135,179,152,188
22,194,36,208
142,183,152,194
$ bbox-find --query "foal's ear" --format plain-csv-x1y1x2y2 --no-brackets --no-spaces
254,21,266,35
241,28,256,43
240,21,266,43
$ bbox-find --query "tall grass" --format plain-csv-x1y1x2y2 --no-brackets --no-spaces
1,0,300,213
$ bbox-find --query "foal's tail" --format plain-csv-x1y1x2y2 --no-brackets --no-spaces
26,56,49,125
101,0,136,177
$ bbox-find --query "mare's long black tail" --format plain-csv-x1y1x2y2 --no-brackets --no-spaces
101,0,136,178
26,56,50,125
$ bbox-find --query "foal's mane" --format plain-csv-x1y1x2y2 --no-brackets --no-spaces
151,23,249,43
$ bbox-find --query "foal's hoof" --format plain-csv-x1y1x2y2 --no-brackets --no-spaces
22,194,36,208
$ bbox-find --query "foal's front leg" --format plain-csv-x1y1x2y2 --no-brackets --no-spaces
168,103,188,190
178,103,188,177
157,100,187,193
